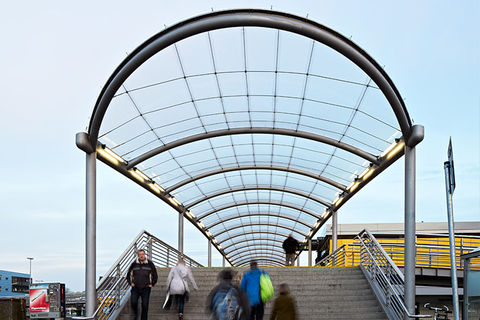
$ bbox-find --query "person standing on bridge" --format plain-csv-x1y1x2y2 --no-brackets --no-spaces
282,234,299,266
166,257,198,320
241,261,266,320
126,249,158,320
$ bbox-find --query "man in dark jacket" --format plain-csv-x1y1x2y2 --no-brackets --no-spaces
126,249,158,320
282,234,299,266
207,269,250,320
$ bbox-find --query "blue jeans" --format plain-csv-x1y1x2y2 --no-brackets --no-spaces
174,294,185,314
131,287,151,320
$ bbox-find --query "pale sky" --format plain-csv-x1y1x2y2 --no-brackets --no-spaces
0,1,478,291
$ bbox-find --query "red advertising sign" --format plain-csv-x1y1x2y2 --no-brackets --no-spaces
29,284,49,313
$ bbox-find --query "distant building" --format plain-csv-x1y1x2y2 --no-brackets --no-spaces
0,270,30,297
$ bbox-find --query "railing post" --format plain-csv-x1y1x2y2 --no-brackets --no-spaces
208,240,212,267
308,239,312,266
332,210,338,266
178,210,184,255
166,248,170,267
147,237,153,262
116,263,121,309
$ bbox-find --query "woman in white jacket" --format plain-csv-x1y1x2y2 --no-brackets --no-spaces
166,258,198,320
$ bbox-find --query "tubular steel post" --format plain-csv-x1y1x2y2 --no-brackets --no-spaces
85,151,97,317
444,161,460,320
332,211,338,266
404,145,416,319
178,210,184,255
208,240,212,267
222,257,225,267
308,239,312,266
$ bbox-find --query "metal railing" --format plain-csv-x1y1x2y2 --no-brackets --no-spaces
317,233,480,271
73,230,202,320
316,229,430,320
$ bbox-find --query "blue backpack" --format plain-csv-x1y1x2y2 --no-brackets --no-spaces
212,287,243,320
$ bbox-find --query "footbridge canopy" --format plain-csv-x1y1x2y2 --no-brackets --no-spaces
77,9,423,267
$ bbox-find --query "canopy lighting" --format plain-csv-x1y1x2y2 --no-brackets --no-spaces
348,181,361,192
169,197,180,206
97,147,119,165
333,197,343,207
359,167,375,181
129,169,145,182
149,182,164,194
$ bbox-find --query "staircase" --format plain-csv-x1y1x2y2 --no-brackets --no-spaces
118,266,387,320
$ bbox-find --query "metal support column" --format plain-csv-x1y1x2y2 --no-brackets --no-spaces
222,257,225,267
332,211,338,266
404,145,416,319
208,240,212,267
85,151,97,317
178,210,184,255
308,239,312,266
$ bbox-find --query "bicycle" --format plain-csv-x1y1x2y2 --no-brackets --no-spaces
424,303,452,320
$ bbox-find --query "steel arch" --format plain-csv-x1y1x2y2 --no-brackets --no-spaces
228,247,286,260
213,222,307,238
206,212,312,230
230,252,285,264
167,165,346,192
197,200,321,221
87,9,412,150
217,230,290,245
234,256,285,266
223,238,285,253
186,186,331,209
126,127,378,169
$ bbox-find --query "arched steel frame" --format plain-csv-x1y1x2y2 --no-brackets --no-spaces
197,201,321,221
125,128,379,170
167,165,346,193
213,222,307,238
235,256,285,266
76,9,425,316
186,186,331,210
217,230,290,244
206,212,312,230
223,238,285,253
228,247,286,260
230,252,284,264
86,9,413,149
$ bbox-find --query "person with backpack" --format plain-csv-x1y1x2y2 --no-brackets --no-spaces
166,258,198,320
206,269,250,320
269,283,297,320
240,261,268,320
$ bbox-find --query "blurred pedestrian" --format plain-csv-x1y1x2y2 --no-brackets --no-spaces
207,269,250,320
240,261,266,320
166,258,198,320
269,283,297,320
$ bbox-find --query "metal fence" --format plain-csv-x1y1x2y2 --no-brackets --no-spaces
74,230,202,320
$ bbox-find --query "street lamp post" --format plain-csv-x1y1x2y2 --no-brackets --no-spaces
27,257,33,284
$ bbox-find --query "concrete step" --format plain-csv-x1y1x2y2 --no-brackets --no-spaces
118,266,388,320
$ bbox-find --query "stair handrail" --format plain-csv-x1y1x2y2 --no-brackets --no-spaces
315,244,347,266
356,229,430,320
73,230,203,320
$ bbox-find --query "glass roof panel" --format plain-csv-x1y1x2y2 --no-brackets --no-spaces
95,22,409,265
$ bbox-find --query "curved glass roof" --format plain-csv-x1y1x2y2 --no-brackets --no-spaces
83,9,414,267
